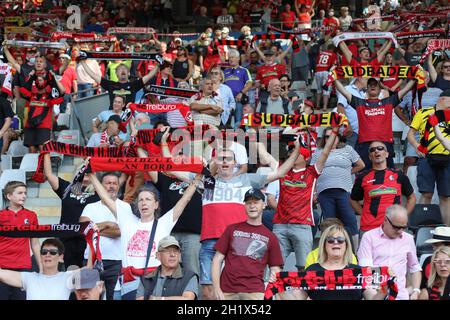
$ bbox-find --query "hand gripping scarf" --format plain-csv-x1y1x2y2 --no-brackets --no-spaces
418,109,450,154
241,112,349,131
126,103,193,126
0,221,103,272
264,266,398,300
332,32,398,48
419,39,450,63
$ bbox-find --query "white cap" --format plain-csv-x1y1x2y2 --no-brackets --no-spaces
222,27,230,34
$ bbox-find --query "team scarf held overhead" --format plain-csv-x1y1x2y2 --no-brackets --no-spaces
420,39,450,63
241,112,349,130
332,32,398,48
264,267,398,300
268,24,338,35
0,222,103,272
395,28,446,40
251,33,301,52
418,109,450,154
146,85,198,99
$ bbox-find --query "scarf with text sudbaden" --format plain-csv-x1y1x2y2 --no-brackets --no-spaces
0,222,103,271
264,267,398,300
418,109,450,154
241,112,349,130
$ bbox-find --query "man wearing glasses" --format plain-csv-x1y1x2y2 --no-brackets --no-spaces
358,205,422,300
334,76,416,169
350,141,416,234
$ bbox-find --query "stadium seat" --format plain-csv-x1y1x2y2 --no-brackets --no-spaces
408,204,443,233
1,155,12,171
57,130,80,146
19,153,39,173
415,225,445,257
56,113,71,129
6,140,29,157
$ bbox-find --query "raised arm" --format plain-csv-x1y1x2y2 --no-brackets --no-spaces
142,63,160,85
314,126,340,172
376,39,392,63
339,41,353,64
277,42,293,63
2,45,21,73
43,153,59,191
433,122,450,151
80,60,102,84
398,79,415,100
334,79,352,103
428,52,437,83
172,173,202,221
265,139,300,184
0,269,23,288
87,172,117,218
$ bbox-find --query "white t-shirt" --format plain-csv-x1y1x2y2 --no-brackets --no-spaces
21,271,74,300
117,209,177,269
81,199,131,261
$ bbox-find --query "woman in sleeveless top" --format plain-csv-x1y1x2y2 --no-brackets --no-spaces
172,47,193,83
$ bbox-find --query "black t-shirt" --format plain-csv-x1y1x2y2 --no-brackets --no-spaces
155,173,202,234
0,96,14,131
306,263,364,300
430,75,450,91
100,78,144,108
56,178,100,225
115,18,129,27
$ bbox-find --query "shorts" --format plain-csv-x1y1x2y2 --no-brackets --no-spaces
314,71,332,95
417,157,450,197
272,224,313,269
199,239,218,285
23,128,51,147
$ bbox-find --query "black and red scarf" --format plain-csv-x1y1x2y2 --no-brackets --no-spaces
418,109,450,154
251,33,300,52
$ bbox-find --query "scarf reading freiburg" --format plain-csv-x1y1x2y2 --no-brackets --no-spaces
264,267,398,300
127,103,193,125
418,109,450,154
241,112,349,130
0,222,103,271
396,28,446,40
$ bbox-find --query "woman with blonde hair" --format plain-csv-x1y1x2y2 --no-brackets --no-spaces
419,246,450,300
294,225,388,300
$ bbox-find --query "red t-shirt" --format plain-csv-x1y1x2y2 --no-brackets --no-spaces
350,56,381,67
315,50,338,72
273,165,319,225
60,66,77,94
215,221,284,293
256,64,286,89
281,11,297,28
350,94,400,143
322,17,339,28
0,208,38,269
351,169,414,231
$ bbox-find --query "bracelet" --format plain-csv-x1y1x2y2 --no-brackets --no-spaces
412,288,420,294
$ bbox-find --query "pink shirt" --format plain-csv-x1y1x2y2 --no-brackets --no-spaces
357,226,421,300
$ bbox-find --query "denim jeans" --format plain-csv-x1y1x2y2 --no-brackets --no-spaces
318,188,359,235
199,239,218,285
234,102,243,129
77,83,94,98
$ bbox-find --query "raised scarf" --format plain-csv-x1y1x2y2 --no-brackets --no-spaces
419,39,450,63
332,32,398,48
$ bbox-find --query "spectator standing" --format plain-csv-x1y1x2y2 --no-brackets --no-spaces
57,54,77,113
80,172,127,300
428,56,450,92
212,189,283,300
189,78,223,128
76,53,101,98
311,128,365,247
338,7,352,31
216,8,234,28
208,66,235,127
172,48,193,84
350,141,416,234
280,4,297,31
357,205,422,300
0,181,42,300
314,44,337,110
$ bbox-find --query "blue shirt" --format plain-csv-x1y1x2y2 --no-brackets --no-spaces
337,83,367,134
223,66,252,97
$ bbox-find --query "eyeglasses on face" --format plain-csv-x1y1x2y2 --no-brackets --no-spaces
40,249,60,256
433,259,450,266
386,217,408,230
369,146,386,153
218,156,234,163
442,65,450,69
325,236,346,244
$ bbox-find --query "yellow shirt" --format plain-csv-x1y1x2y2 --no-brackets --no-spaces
410,107,450,155
305,248,358,269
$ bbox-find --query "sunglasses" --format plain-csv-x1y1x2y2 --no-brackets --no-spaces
218,156,234,162
443,65,450,69
433,259,450,266
40,249,60,256
369,146,386,153
386,217,408,230
326,236,346,244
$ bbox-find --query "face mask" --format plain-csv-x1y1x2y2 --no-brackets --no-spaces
206,33,212,38
28,57,36,64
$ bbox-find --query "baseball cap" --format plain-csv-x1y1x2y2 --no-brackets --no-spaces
425,226,450,244
70,268,100,290
440,89,450,97
243,188,266,202
174,37,182,43
158,235,181,251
